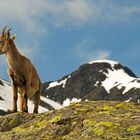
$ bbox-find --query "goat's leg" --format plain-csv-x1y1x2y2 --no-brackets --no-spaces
12,84,18,113
23,91,28,112
33,90,40,114
20,95,23,112
20,92,28,113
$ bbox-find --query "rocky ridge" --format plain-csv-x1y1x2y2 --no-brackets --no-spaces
0,101,140,140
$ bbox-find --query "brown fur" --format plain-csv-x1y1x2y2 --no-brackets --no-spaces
0,27,41,113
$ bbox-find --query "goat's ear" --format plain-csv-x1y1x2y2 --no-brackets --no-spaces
11,34,16,40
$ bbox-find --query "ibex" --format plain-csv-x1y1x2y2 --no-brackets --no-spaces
0,26,41,113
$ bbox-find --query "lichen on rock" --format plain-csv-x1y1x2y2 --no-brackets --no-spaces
0,101,140,140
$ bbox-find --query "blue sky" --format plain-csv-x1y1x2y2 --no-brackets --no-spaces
0,0,140,82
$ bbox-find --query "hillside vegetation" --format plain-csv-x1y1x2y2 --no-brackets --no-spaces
0,101,140,140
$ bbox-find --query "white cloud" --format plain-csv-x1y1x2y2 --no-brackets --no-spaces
45,0,98,27
0,0,139,66
43,0,140,27
74,38,111,62
0,0,139,32
0,0,139,54
93,51,111,60
0,0,47,33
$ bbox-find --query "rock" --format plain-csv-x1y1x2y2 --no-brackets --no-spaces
0,101,140,140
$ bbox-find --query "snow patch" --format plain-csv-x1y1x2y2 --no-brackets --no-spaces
41,96,63,110
125,97,132,103
47,75,71,89
95,81,99,86
88,60,119,67
101,68,140,94
63,98,81,107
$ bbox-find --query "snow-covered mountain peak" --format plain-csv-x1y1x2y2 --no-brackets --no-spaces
88,59,119,68
43,59,140,105
87,59,140,94
88,59,136,77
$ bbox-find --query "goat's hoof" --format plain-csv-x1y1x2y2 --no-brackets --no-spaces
20,110,28,113
33,110,38,114
11,109,17,113
23,109,28,113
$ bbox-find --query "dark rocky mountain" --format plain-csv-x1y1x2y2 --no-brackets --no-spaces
42,60,140,105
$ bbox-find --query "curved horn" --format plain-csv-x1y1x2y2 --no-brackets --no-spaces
7,28,12,38
2,25,7,36
7,28,11,32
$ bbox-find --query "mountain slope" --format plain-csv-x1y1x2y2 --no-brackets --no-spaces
42,60,140,105
0,101,140,140
0,79,62,114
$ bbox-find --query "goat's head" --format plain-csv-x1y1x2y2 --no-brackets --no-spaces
0,26,16,55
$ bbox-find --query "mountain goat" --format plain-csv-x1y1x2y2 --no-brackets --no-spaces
0,26,41,113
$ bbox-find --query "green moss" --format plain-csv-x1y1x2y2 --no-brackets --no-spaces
72,121,77,126
48,115,61,123
62,129,81,140
116,102,126,108
76,108,88,113
116,102,134,110
83,119,96,128
127,126,138,133
101,105,116,111
15,120,47,133
98,110,110,115
9,117,21,127
15,127,26,132
130,108,140,113
35,120,47,128
98,121,113,127
93,126,104,136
